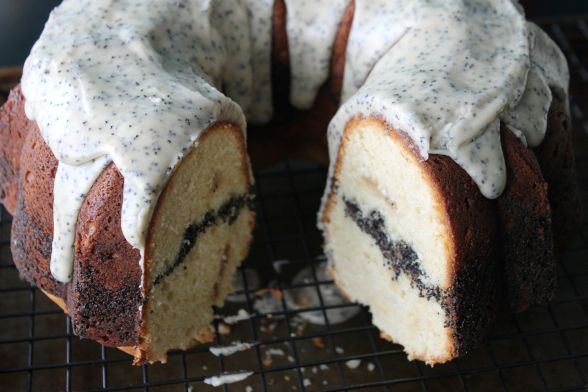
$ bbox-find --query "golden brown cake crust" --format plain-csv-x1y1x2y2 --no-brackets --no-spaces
497,127,556,312
69,164,142,347
424,154,498,358
8,118,144,347
11,119,66,298
0,86,32,213
534,96,582,251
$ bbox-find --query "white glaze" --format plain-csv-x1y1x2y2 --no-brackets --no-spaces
284,0,348,109
340,0,413,103
21,0,568,284
203,371,254,387
501,22,570,148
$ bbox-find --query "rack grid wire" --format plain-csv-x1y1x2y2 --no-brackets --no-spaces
1,16,588,392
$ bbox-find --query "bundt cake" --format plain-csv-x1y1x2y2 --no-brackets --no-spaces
0,0,580,365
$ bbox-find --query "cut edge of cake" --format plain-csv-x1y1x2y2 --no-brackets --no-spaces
320,116,498,365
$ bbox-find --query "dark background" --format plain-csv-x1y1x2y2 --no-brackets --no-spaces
1,0,588,67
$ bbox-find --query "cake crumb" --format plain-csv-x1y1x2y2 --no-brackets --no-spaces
262,356,271,366
203,371,253,387
209,341,253,357
345,359,361,369
218,322,231,335
303,378,312,387
367,362,375,372
245,386,253,392
335,346,344,354
312,336,325,348
262,348,285,366
319,364,330,371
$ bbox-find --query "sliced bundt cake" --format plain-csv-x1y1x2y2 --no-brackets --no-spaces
319,2,578,364
0,0,581,366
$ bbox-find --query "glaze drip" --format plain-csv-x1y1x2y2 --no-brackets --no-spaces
283,0,349,109
50,157,111,281
501,22,570,148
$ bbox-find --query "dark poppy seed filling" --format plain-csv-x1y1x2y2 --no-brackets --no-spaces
342,196,445,304
153,194,254,286
73,266,142,345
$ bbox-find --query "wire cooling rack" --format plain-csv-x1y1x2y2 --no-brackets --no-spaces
2,17,588,392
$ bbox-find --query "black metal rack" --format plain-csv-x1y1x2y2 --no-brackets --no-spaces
1,17,588,392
